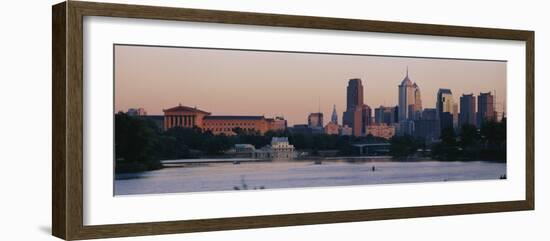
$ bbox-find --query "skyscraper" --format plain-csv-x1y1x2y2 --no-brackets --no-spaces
346,78,364,110
413,82,423,119
459,94,476,127
398,71,415,122
307,112,324,129
452,103,459,129
436,89,454,131
343,78,371,136
331,104,338,124
477,92,495,127
398,69,422,135
436,89,454,114
374,106,396,124
413,108,440,143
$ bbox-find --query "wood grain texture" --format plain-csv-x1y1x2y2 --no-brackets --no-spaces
52,2,67,240
525,32,535,209
51,1,535,240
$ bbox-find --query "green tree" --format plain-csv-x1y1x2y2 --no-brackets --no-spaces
389,135,419,158
458,124,480,159
431,127,460,161
114,113,163,173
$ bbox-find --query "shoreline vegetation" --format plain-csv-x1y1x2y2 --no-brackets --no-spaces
115,113,506,173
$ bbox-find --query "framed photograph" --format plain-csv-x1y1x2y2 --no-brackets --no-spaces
52,1,534,240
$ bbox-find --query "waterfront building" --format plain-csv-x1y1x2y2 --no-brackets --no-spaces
366,123,395,139
163,104,286,135
254,137,295,160
270,137,295,159
436,88,454,131
477,92,496,127
234,144,256,157
459,94,476,127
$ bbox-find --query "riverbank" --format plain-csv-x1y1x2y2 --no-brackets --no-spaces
115,159,507,195
118,155,505,173
115,160,163,173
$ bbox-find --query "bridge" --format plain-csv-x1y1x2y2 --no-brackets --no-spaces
351,143,391,156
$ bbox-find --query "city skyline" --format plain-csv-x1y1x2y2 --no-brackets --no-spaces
115,45,506,126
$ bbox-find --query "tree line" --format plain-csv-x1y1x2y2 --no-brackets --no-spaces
389,118,507,162
115,113,385,173
115,112,506,173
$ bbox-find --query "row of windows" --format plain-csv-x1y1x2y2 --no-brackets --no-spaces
206,127,258,132
205,122,255,126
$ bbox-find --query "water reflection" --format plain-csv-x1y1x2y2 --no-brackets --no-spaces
115,159,506,195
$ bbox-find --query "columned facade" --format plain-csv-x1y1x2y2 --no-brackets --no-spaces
162,104,287,135
162,104,211,130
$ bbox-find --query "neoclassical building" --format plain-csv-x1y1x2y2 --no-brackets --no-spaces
163,105,211,130
162,104,286,135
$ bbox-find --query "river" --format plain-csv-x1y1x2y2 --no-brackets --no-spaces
114,159,506,195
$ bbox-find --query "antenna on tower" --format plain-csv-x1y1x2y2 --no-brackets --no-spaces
406,66,409,77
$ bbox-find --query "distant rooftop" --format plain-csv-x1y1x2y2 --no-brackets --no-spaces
163,104,210,114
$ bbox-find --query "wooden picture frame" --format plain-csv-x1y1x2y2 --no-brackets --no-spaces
52,1,534,240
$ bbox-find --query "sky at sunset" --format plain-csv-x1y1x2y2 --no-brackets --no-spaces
114,45,506,126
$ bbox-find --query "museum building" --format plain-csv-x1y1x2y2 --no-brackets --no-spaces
162,104,286,135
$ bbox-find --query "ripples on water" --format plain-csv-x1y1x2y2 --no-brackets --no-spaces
114,159,506,195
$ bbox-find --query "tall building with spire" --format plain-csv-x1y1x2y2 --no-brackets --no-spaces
331,104,338,124
343,78,371,136
397,68,422,135
398,68,422,122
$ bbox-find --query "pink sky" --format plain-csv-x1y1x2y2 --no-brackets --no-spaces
115,45,506,126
